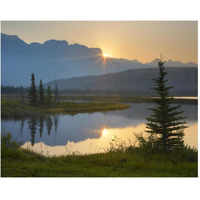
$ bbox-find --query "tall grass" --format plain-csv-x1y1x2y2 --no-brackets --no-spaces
1,98,130,118
1,133,197,177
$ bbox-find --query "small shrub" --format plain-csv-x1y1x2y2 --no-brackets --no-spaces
1,132,20,149
108,135,128,152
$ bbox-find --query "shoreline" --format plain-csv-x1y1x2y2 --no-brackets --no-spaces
1,99,130,118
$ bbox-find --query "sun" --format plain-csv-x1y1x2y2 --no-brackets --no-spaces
103,53,108,58
102,128,107,136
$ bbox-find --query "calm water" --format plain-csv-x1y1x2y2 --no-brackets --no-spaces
1,103,198,156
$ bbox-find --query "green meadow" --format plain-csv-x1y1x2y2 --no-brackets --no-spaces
1,133,197,177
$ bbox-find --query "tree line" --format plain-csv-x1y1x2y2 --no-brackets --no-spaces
1,85,28,95
27,73,58,107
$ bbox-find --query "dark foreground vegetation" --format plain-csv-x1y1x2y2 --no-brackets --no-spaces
1,133,197,177
1,98,130,118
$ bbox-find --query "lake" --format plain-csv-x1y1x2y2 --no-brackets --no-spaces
1,102,197,156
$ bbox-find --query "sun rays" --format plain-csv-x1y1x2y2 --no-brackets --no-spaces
102,128,107,136
103,53,109,58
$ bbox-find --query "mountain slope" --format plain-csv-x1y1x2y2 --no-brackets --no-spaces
1,33,198,86
45,67,197,96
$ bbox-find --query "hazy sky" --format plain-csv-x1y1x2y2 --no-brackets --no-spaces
1,21,198,63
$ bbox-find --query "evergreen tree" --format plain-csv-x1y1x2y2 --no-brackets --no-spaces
39,80,44,106
54,81,58,101
46,85,53,106
27,73,38,107
146,56,188,153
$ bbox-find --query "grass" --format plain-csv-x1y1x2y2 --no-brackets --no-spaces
1,133,198,177
58,95,198,105
2,94,197,105
1,98,130,118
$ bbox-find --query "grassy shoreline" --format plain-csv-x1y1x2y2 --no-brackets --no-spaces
1,98,130,118
1,134,198,177
2,94,198,104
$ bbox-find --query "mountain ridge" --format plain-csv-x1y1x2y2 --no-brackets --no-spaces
44,67,197,96
1,33,198,86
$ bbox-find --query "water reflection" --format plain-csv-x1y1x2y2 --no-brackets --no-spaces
20,118,25,136
27,115,59,145
1,103,198,156
28,117,37,146
2,115,61,146
46,116,53,136
53,115,59,134
21,122,198,157
102,128,107,136
39,116,44,138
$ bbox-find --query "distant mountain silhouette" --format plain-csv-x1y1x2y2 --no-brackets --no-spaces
45,67,197,96
1,33,197,86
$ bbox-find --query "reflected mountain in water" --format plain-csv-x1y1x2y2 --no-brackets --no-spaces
1,103,198,147
21,122,198,156
107,103,197,122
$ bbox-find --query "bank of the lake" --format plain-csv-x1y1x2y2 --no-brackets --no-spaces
2,94,198,105
1,98,130,118
1,135,197,177
58,95,198,105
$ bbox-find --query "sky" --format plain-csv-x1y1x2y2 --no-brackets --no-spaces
1,21,198,64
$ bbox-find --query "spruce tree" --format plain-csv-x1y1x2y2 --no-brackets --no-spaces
54,81,58,101
146,56,188,153
39,80,44,106
46,85,53,106
27,73,38,107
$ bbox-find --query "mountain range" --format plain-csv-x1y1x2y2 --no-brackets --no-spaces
45,67,197,96
1,33,197,86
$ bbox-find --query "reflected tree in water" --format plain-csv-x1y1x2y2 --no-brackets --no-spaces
39,116,44,138
53,115,59,134
20,118,25,136
53,115,59,143
28,117,37,146
46,116,53,136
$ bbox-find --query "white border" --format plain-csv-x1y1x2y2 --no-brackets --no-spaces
0,1,199,200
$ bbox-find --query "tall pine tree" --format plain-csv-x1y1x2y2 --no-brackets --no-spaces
54,81,58,101
46,85,53,106
28,73,38,107
39,79,44,106
146,56,188,153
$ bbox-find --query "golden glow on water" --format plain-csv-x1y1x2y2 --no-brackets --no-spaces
22,124,146,156
21,122,198,157
102,128,107,136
